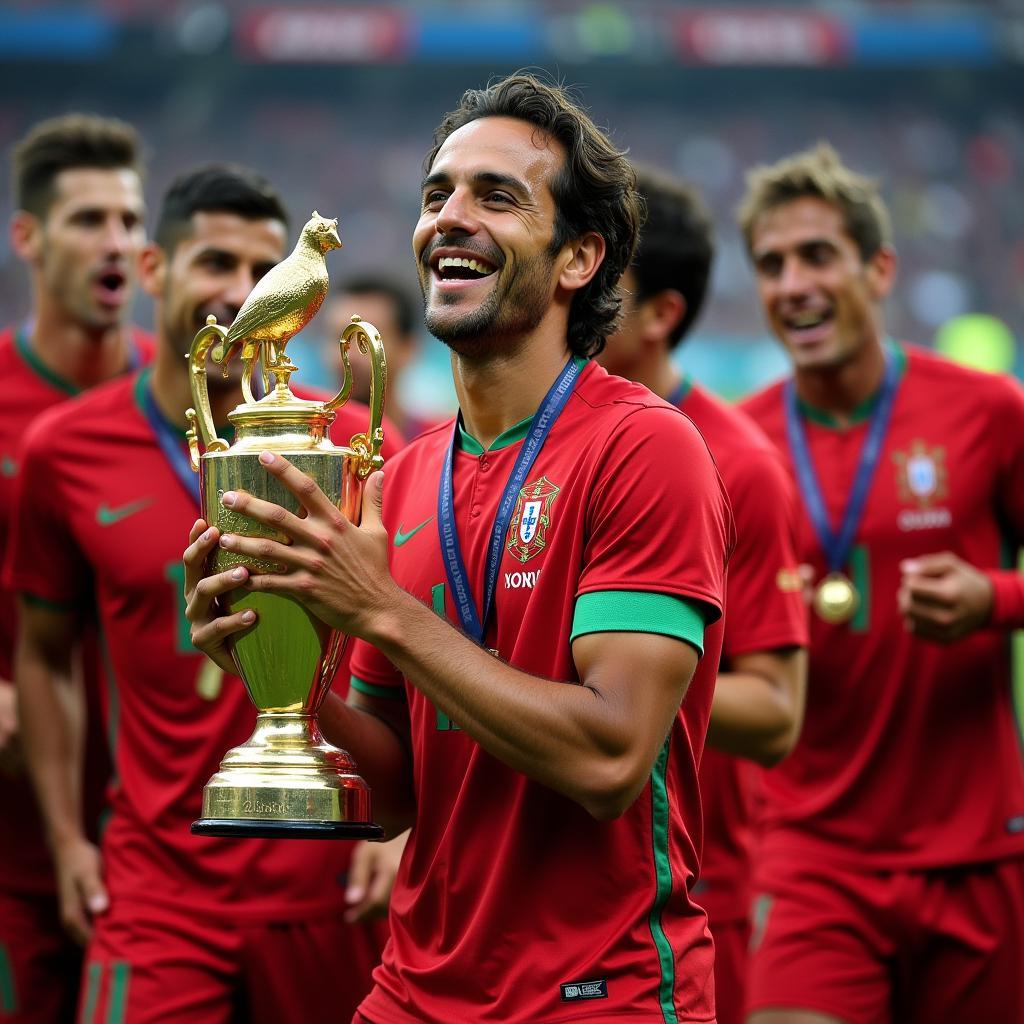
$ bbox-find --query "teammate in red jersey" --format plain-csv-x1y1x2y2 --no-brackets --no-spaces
184,75,734,1023
323,275,433,442
8,165,399,1023
598,167,808,1024
0,113,150,1024
736,143,1024,1024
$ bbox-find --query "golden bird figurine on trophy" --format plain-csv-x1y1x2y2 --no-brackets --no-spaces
211,210,342,383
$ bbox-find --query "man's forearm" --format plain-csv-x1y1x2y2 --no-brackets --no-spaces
15,652,85,849
362,593,691,818
706,649,806,766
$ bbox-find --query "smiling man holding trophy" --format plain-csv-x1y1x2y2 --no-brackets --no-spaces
185,75,734,1024
9,164,395,1023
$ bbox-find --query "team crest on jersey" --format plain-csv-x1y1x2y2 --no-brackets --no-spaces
892,441,952,531
893,441,947,506
507,476,560,564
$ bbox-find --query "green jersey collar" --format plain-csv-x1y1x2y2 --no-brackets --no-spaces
456,357,587,454
796,342,907,429
15,326,79,396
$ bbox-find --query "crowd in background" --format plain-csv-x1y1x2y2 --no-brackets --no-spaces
1,64,1022,402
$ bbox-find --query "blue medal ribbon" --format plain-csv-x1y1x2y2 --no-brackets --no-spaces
783,350,899,574
437,356,582,644
140,369,201,508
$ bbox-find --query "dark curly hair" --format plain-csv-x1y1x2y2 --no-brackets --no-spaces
424,74,643,359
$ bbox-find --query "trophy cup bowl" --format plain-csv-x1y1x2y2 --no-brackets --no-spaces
184,213,385,839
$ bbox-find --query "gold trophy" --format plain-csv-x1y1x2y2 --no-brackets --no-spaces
185,212,385,839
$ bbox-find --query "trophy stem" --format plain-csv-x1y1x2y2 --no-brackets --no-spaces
192,713,384,840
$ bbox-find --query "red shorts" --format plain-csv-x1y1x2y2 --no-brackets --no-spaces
708,916,750,1024
0,888,81,1023
79,899,387,1024
0,888,80,1024
748,855,1024,1024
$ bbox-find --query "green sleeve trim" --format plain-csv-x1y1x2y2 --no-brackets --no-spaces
20,591,77,613
571,590,707,654
350,675,406,700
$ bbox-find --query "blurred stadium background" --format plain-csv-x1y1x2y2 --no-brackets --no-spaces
1,0,1022,414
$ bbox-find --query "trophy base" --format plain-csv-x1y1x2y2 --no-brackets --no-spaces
196,713,383,840
191,818,385,840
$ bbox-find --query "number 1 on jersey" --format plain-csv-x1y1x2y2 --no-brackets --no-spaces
164,560,224,699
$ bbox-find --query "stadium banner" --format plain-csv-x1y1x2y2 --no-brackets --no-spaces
237,7,410,63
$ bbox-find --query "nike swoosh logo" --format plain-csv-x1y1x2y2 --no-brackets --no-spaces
394,517,434,547
97,498,153,526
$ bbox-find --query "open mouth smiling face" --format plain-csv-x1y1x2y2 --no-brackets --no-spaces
428,249,500,295
780,305,836,347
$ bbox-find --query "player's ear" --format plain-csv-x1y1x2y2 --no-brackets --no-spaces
640,289,686,347
865,245,896,301
10,210,43,265
137,242,166,299
557,231,605,294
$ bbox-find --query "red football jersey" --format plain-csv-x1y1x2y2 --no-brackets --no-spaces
6,368,400,917
677,382,807,924
350,361,733,1024
741,344,1024,872
0,324,154,896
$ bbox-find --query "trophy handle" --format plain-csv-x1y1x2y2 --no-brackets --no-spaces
327,315,387,479
186,315,231,471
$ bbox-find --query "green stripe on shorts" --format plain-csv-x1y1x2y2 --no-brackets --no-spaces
108,962,131,1024
0,943,17,1012
81,963,102,1024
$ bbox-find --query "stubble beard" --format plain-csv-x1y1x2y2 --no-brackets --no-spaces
422,253,554,363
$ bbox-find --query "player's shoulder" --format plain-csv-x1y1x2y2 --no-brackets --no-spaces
684,384,790,499
384,416,454,475
738,375,787,423
0,323,41,382
574,361,708,449
684,382,778,457
0,326,16,362
0,328,25,388
903,343,1024,409
23,372,138,456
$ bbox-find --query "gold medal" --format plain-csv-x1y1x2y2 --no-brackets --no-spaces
813,573,860,624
